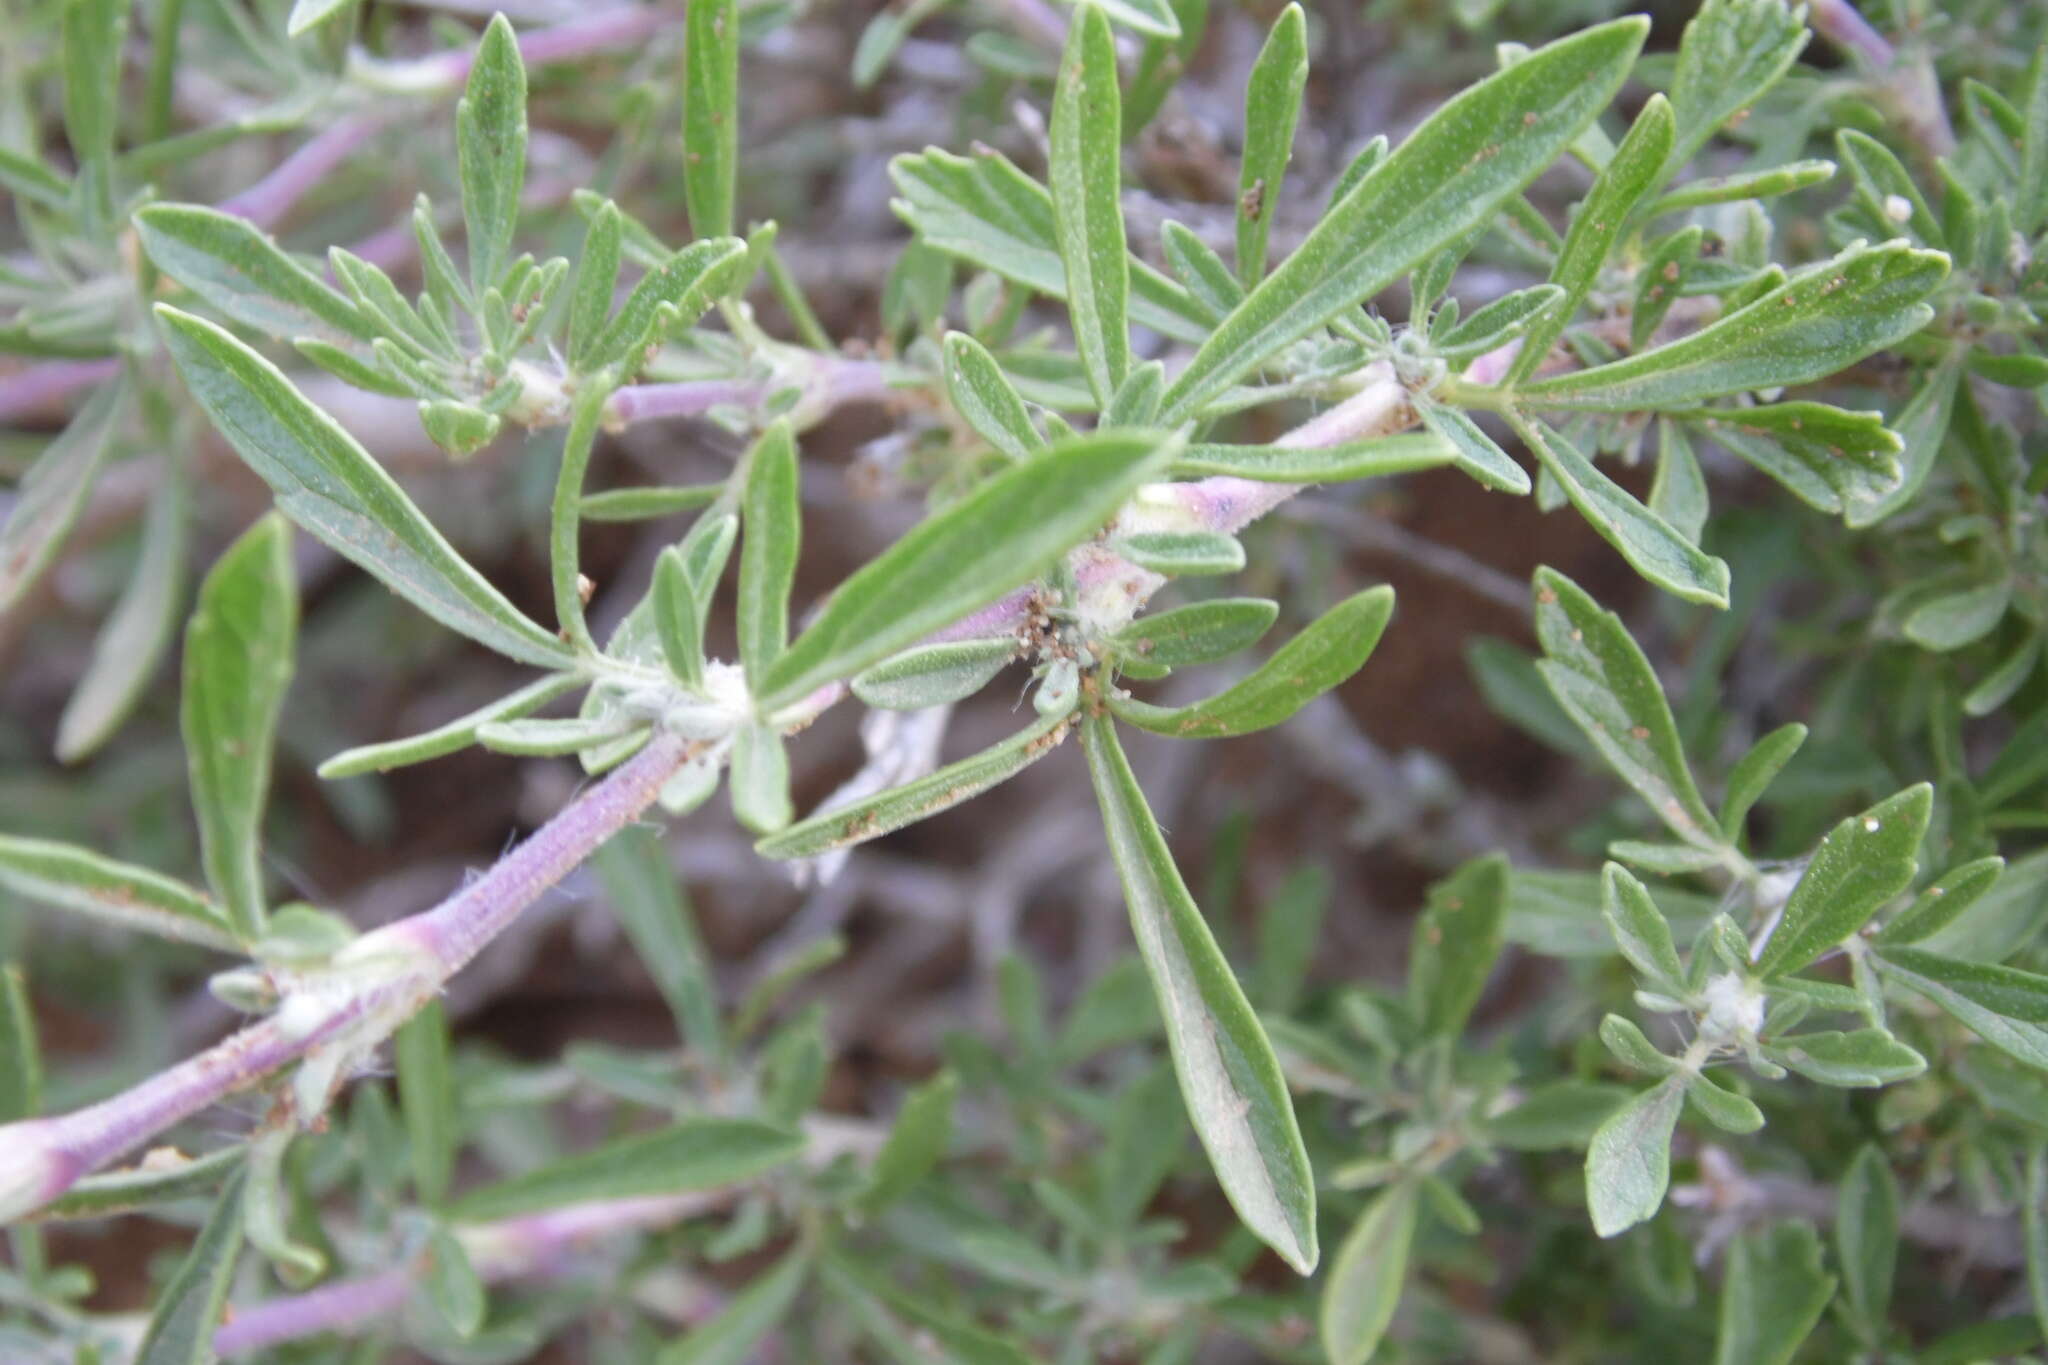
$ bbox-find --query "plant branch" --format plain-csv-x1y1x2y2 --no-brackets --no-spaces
1808,0,1955,160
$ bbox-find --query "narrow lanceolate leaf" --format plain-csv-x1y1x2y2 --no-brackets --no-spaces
1236,4,1306,288
1711,1223,1836,1365
136,205,375,343
588,238,749,373
56,466,189,762
1848,356,1962,528
423,1225,485,1338
683,0,740,238
317,674,581,778
1518,242,1948,411
1755,784,1931,977
851,637,1018,710
859,1070,958,1214
1881,948,2048,1027
156,307,573,667
1111,586,1392,740
1107,597,1277,672
730,722,792,835
657,1246,809,1365
1761,1029,1926,1087
1157,17,1648,422
1533,567,1719,844
1646,160,1836,218
756,431,1175,710
0,378,126,615
1603,863,1686,991
1060,0,1178,37
1083,716,1316,1273
755,711,1073,859
1170,432,1455,483
888,146,1210,343
1677,403,1902,519
1665,0,1810,171
135,1168,247,1365
0,836,236,949
1320,1180,1417,1365
183,514,297,943
1048,3,1129,406
1718,721,1806,839
1408,854,1507,1037
1837,1144,1899,1336
1413,396,1530,495
1513,418,1730,607
594,826,723,1056
1506,95,1674,386
396,1001,456,1206
61,0,128,229
0,965,41,1121
450,1118,804,1221
738,422,799,682
943,332,1040,461
568,200,624,372
1585,1077,1682,1236
286,0,358,37
1876,855,2004,946
1436,283,1564,363
653,548,707,691
458,15,528,293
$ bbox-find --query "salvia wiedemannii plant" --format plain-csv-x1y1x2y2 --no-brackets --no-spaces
4,0,2048,1357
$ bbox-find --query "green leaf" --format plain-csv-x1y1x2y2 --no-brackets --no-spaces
1236,4,1306,288
1677,403,1903,519
1104,359,1163,428
419,400,501,459
1599,1013,1675,1075
580,484,724,523
1435,283,1564,363
1110,585,1392,740
1838,129,1943,248
1408,854,1507,1037
1082,715,1317,1273
859,1070,957,1215
156,306,574,668
1648,421,1707,543
1711,1222,1836,1365
736,422,800,685
1602,863,1685,991
423,1224,485,1338
1645,160,1835,217
1718,722,1806,838
0,964,41,1122
888,146,1210,344
1106,597,1276,672
317,674,581,778
851,637,1018,710
730,722,792,835
136,205,375,343
1059,0,1178,37
134,1167,247,1365
450,1118,804,1222
285,0,358,37
1665,0,1810,171
1876,855,2004,946
56,465,189,762
587,238,749,375
1157,17,1648,422
0,835,235,949
1506,94,1674,385
653,548,708,691
1049,3,1130,407
657,1246,809,1365
61,0,128,231
1170,432,1456,483
183,514,296,942
1531,567,1721,846
1836,1144,1898,1337
568,201,623,372
1847,357,1962,528
1685,1071,1763,1133
1319,1180,1416,1365
1761,1029,1926,1087
756,711,1073,859
458,15,527,294
1517,242,1947,411
1879,950,2048,1069
683,0,740,238
0,145,72,213
0,378,126,614
1584,1078,1682,1236
1634,226,1703,350
1113,530,1244,577
943,332,1040,461
1755,784,1931,977
1513,418,1730,606
1413,396,1531,495
396,1000,456,1205
1905,579,2011,652
38,1146,245,1222
1162,218,1244,321
1482,1080,1629,1150
593,825,723,1056
756,430,1175,710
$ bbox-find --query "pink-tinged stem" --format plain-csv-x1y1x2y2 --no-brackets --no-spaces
217,113,389,230
0,358,121,424
603,379,762,425
213,1191,716,1357
0,732,690,1219
1808,0,1954,158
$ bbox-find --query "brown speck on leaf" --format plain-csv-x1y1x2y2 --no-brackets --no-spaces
1240,178,1265,221
1536,587,1557,605
1662,261,1680,281
1629,725,1650,740
576,573,596,605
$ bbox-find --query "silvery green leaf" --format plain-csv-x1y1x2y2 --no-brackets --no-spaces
1756,784,1930,977
1685,1071,1763,1132
423,1224,485,1338
858,1070,957,1215
654,547,708,691
1598,1013,1673,1075
450,1118,805,1221
1647,420,1707,544
1319,1180,1416,1365
1435,283,1563,363
1665,0,1810,171
1836,1144,1899,1336
683,0,738,234
889,147,1210,343
1513,419,1731,606
593,825,723,1056
418,400,501,458
318,674,581,778
1056,0,1178,37
587,238,750,374
136,205,375,343
1645,159,1835,217
739,421,799,682
580,483,724,523
1083,715,1317,1273
157,307,575,667
1677,402,1902,518
1519,242,1948,412
1904,579,2011,652
756,430,1175,710
851,637,1017,709
1877,855,2004,946
657,1246,809,1365
183,514,296,942
134,1167,247,1365
1532,568,1721,845
60,0,126,229
1408,853,1506,1037
1602,864,1686,992
396,1001,455,1204
476,715,635,756
1113,530,1245,577
0,378,125,614
730,722,792,835
1413,396,1530,494
1717,721,1805,838
457,16,527,293
942,331,1040,461
1482,1081,1629,1150
0,836,236,949
1104,360,1163,428
1170,432,1456,483
1584,1077,1682,1236
1837,129,1943,248
1048,3,1130,406
1711,1222,1836,1365
1761,1029,1926,1087
1157,18,1647,422
1161,220,1244,321
755,711,1072,859
0,964,38,1122
1107,597,1276,672
1634,226,1703,350
1111,585,1392,739
1236,4,1306,287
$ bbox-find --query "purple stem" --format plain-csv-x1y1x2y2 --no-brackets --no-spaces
602,379,763,425
217,113,389,231
214,1268,411,1356
1808,0,1955,158
0,358,121,424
